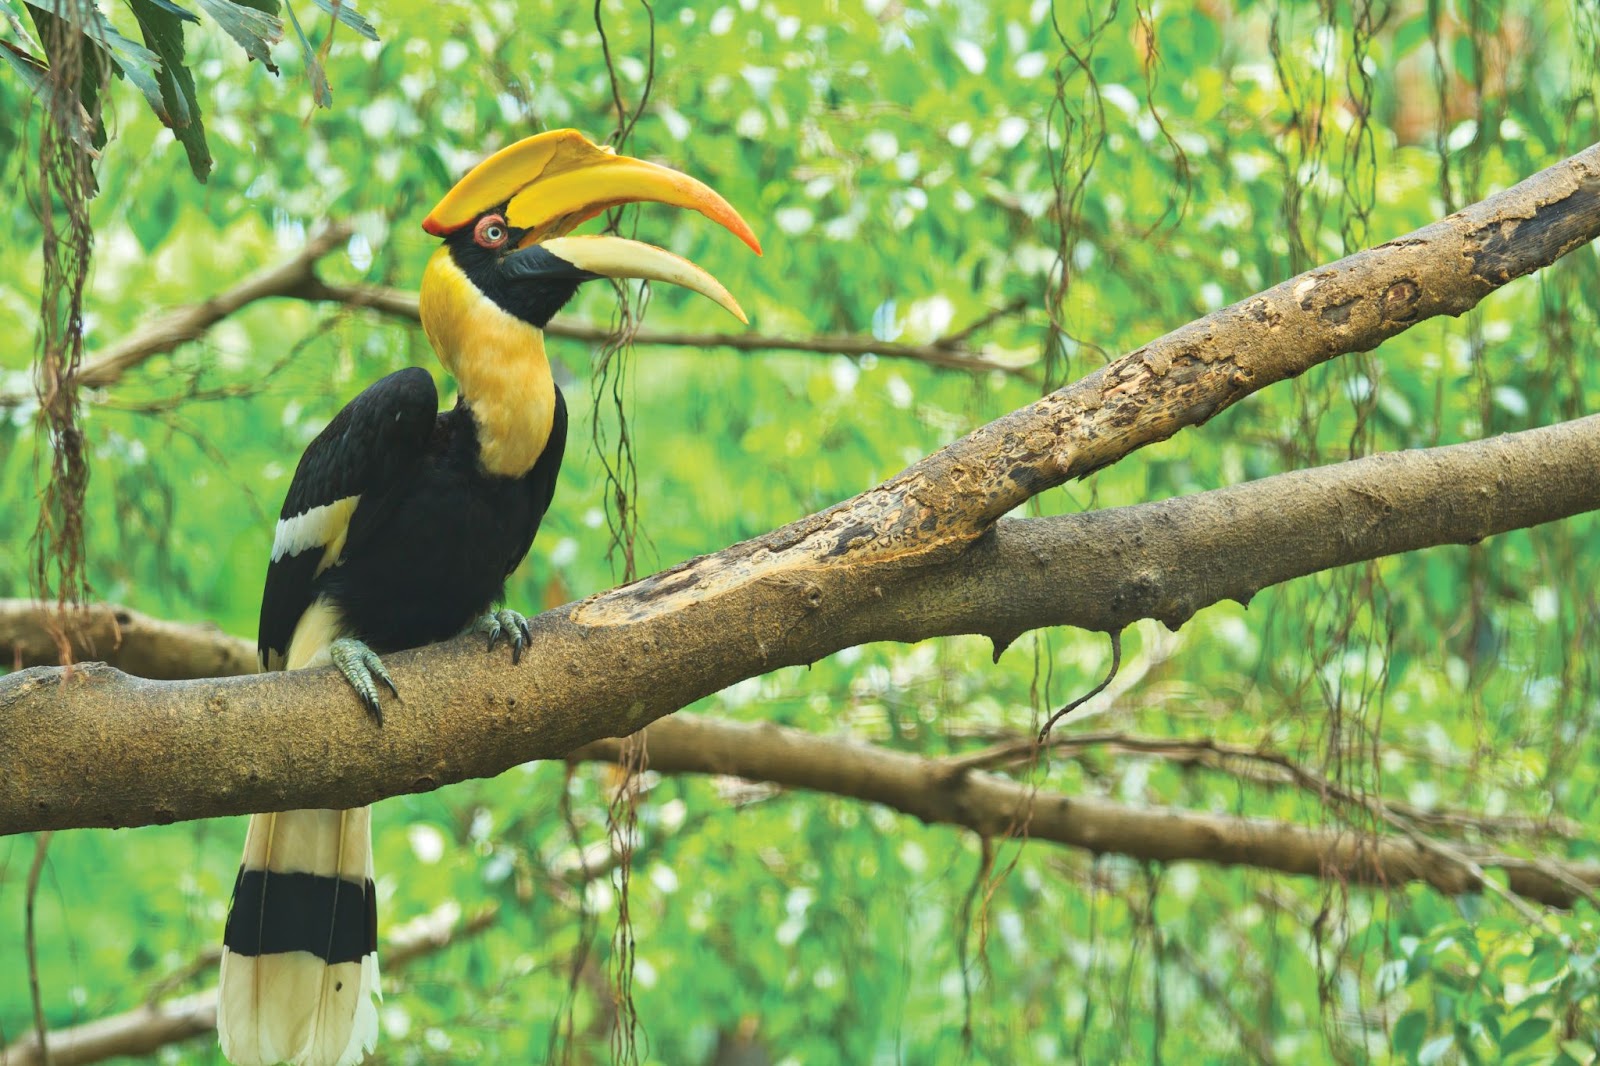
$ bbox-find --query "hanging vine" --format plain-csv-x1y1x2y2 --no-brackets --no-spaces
590,4,657,1061
27,0,106,668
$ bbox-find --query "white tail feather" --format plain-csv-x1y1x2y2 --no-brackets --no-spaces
218,809,379,1066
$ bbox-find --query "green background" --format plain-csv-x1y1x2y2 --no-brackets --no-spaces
3,1,1600,1062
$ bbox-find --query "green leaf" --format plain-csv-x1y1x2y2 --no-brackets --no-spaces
24,0,162,73
281,0,328,107
1393,1010,1430,1056
195,0,282,72
1561,1040,1599,1066
1500,1017,1552,1057
139,0,198,23
308,0,376,41
23,3,109,149
129,0,211,181
127,180,178,251
0,36,99,153
26,0,174,124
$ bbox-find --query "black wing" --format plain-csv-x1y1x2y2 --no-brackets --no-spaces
504,387,569,578
258,368,439,670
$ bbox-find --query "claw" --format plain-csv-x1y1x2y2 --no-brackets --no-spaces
330,638,397,725
473,608,531,665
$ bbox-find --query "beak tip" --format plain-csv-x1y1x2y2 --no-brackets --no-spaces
422,216,449,237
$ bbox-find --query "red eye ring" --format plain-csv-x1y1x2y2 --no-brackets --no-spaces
473,215,509,249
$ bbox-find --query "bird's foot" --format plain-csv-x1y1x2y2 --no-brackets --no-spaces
329,638,398,724
473,608,532,665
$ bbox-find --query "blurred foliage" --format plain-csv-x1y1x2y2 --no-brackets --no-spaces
3,0,1600,1063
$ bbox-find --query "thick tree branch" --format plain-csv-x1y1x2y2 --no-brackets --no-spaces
7,601,1581,901
0,600,256,679
3,407,1597,835
2,146,1597,834
0,902,498,1066
572,715,1600,910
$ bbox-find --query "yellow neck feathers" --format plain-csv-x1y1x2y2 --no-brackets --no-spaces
419,248,557,479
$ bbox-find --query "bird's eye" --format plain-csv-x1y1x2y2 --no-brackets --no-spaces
474,215,509,249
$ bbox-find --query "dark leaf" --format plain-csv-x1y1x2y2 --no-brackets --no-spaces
194,0,282,72
25,0,163,77
0,38,100,152
24,0,169,122
136,0,199,24
127,178,179,251
130,0,212,181
1499,1018,1552,1057
308,0,376,41
23,4,108,149
281,0,328,107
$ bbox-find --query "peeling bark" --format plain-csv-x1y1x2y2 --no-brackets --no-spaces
3,144,1598,835
2,413,1596,835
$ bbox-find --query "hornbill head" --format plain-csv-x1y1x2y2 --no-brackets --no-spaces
418,129,761,358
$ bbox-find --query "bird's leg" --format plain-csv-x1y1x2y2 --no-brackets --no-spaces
473,608,532,665
329,638,398,724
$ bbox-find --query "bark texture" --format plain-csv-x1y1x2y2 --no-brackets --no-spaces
2,143,1597,836
0,600,256,679
2,412,1597,835
573,715,1600,910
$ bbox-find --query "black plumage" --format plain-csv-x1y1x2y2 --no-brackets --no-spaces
220,128,757,1066
258,364,568,669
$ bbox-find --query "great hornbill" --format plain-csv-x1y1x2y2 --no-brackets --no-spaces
216,130,760,1066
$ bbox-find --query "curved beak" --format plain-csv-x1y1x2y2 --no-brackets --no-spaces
424,129,760,325
525,236,748,323
423,128,762,253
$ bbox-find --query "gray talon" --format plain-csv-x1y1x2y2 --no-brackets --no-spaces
474,608,531,664
330,638,396,725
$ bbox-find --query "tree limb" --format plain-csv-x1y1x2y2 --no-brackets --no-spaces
2,145,1597,835
1,597,1564,846
72,225,355,391
287,275,1034,375
570,714,1600,910
0,600,256,679
6,598,1585,906
0,902,498,1066
0,222,1025,409
2,404,1597,835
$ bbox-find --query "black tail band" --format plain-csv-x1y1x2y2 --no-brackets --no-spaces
224,868,377,964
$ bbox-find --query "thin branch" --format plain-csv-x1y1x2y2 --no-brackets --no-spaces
933,296,1030,349
1038,629,1122,742
0,223,1027,410
0,902,498,1066
73,225,353,391
571,714,1600,910
24,833,53,1066
948,730,1587,842
281,277,1035,376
